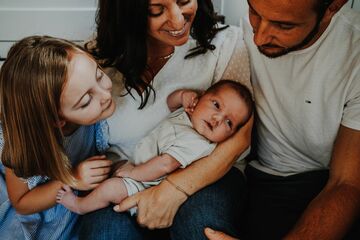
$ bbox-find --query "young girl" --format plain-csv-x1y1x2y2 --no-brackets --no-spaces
0,35,115,240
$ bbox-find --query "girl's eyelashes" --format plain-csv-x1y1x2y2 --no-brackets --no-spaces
80,95,92,109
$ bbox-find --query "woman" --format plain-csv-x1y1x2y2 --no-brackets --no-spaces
80,0,252,239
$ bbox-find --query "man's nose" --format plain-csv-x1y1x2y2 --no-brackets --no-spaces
253,20,273,46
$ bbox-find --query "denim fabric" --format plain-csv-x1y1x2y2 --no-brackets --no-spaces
78,208,146,240
79,167,246,240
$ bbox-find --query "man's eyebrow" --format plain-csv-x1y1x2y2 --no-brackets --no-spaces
270,20,298,25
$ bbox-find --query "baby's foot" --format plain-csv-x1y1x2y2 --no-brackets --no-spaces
56,185,83,214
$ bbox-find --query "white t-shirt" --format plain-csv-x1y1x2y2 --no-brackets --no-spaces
106,25,251,162
133,108,216,168
243,6,360,176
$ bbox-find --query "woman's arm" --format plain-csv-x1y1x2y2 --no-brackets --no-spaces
116,115,253,228
5,167,63,215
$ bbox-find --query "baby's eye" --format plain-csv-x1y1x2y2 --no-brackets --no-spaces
225,119,233,129
212,100,219,109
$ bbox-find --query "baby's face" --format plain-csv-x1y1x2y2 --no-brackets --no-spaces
190,86,249,143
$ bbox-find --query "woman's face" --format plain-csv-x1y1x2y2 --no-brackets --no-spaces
60,52,115,126
147,0,198,47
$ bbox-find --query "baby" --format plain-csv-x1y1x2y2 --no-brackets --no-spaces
57,80,253,214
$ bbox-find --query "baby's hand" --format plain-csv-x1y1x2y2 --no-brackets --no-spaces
114,161,135,178
181,90,199,113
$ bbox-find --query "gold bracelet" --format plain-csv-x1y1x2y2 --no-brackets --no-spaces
164,178,190,198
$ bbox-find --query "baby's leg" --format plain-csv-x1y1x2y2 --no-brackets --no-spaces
56,178,128,215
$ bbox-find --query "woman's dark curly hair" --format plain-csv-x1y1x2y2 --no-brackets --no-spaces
88,0,226,109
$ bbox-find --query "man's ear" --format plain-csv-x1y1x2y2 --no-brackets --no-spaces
323,0,347,20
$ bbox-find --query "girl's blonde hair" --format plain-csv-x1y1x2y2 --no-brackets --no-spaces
0,36,83,184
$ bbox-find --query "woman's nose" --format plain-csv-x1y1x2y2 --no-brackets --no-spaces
167,5,185,30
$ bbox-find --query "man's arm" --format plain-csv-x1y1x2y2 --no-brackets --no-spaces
285,126,360,239
114,154,181,182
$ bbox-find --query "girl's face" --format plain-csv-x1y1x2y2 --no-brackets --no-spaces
60,52,115,126
147,0,198,47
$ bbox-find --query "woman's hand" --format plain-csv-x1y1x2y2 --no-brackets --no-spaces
72,155,112,190
113,179,188,229
204,228,239,240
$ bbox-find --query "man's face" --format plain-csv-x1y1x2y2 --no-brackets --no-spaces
248,0,322,58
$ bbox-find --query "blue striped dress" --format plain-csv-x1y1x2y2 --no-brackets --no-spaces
0,121,107,240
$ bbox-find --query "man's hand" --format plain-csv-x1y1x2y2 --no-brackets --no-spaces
113,179,187,229
72,155,112,190
204,228,239,240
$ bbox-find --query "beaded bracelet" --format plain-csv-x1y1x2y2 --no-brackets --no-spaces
164,178,190,198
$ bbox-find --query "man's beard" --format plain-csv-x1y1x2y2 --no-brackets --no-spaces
258,19,322,58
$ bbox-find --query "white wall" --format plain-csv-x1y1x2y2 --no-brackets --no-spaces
0,0,98,61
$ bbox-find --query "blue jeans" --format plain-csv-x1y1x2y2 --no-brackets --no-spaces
79,167,246,240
